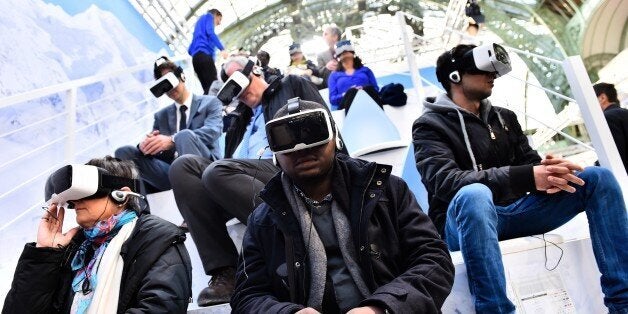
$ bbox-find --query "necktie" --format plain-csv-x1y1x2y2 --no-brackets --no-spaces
179,105,187,131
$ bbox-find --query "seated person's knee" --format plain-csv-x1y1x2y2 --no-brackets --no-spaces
115,145,140,159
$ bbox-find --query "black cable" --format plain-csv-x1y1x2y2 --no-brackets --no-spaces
531,234,564,271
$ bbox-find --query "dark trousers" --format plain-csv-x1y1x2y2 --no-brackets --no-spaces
340,86,384,113
168,155,279,274
192,52,218,95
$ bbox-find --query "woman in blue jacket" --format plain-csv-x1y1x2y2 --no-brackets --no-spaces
328,40,383,111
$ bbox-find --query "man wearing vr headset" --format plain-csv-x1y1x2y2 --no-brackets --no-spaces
168,56,328,306
231,99,454,314
413,44,628,313
115,57,223,194
4,156,192,313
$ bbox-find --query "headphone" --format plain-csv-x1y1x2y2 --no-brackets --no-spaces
154,56,184,81
110,190,145,203
449,71,461,83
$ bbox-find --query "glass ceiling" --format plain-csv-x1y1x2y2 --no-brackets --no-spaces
128,0,625,112
128,0,281,54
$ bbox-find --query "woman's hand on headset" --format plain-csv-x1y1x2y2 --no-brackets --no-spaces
37,203,79,249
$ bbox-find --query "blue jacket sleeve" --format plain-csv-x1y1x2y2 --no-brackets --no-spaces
365,67,379,92
205,14,224,51
328,72,343,108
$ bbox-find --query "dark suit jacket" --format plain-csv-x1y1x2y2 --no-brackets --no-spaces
604,103,628,173
153,94,223,160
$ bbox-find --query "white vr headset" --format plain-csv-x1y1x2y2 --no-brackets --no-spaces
468,43,512,77
150,72,180,98
216,59,255,104
446,43,512,83
265,98,334,155
45,164,142,207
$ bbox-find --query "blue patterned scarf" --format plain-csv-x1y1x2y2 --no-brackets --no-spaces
70,209,137,313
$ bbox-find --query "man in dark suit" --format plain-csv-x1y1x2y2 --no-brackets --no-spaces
594,82,628,174
115,57,223,192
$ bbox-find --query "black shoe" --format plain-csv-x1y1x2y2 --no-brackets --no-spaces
197,267,236,307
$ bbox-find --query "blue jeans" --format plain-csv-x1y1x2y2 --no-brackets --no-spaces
445,167,628,314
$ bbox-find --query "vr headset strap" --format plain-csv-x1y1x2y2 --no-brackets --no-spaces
242,60,254,77
286,97,300,114
100,174,140,193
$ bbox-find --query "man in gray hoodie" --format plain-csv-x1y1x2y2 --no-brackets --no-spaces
412,44,628,314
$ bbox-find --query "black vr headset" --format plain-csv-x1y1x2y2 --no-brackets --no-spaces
150,56,183,98
216,59,255,104
45,165,141,207
265,98,334,155
443,43,512,83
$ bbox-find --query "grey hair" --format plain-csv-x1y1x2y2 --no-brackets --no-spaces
325,25,342,41
86,156,140,212
223,56,250,72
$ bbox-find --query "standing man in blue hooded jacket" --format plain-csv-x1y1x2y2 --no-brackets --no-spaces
189,8,229,95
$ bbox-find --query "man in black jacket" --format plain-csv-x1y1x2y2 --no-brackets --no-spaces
593,82,628,173
231,99,454,314
168,56,329,307
413,44,628,313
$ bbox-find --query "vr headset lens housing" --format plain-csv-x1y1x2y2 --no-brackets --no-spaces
266,109,333,154
459,43,512,77
150,72,180,98
45,164,137,207
217,71,251,103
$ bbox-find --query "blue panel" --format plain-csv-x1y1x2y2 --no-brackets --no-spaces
400,143,429,213
376,66,439,89
341,90,402,156
43,0,169,53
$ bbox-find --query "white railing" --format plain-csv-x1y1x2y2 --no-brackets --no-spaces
0,55,194,232
394,10,628,198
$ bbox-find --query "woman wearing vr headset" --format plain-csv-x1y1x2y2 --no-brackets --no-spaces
328,40,383,111
285,43,324,86
4,156,192,314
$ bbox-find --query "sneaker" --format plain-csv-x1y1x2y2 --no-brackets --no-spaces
197,267,236,307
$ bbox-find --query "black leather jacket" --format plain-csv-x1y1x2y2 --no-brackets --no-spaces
223,75,326,158
3,214,192,314
231,154,454,313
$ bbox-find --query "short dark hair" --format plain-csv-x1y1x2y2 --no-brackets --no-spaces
593,82,619,103
337,55,364,72
208,8,222,16
153,57,182,80
86,156,140,211
257,50,270,59
435,44,476,95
